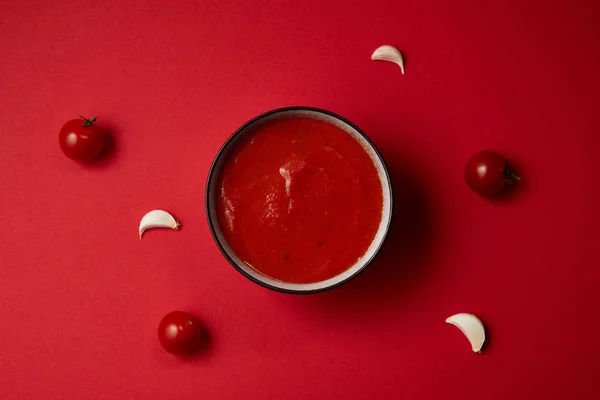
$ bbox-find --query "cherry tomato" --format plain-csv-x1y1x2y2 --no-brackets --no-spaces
158,311,203,355
59,116,106,162
464,150,520,197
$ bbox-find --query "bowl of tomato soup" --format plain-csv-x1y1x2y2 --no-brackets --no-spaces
206,107,393,293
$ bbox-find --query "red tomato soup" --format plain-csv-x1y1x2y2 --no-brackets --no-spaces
216,117,384,284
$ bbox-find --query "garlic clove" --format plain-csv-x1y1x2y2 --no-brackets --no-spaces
371,45,405,74
139,210,180,239
445,313,486,353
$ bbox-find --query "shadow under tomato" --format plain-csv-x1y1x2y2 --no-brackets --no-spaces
87,119,121,167
486,157,527,205
180,319,214,363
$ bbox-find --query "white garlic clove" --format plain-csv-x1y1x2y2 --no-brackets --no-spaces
139,210,180,239
371,45,405,74
445,313,486,353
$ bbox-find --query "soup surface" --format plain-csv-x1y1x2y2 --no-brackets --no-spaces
216,117,384,283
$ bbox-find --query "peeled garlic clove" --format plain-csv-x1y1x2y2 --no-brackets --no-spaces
371,45,405,74
445,313,486,353
139,210,180,239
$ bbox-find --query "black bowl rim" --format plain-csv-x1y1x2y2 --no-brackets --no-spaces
205,106,394,294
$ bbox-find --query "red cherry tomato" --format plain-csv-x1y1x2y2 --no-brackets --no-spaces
59,116,106,162
158,311,203,355
464,150,520,197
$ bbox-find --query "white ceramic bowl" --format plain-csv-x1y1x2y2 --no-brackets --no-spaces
206,107,393,293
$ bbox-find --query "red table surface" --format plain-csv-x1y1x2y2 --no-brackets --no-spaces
1,0,599,399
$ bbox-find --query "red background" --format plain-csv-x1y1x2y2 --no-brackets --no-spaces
1,0,599,398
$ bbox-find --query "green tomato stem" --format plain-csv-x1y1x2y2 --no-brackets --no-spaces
78,115,98,127
504,166,521,184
